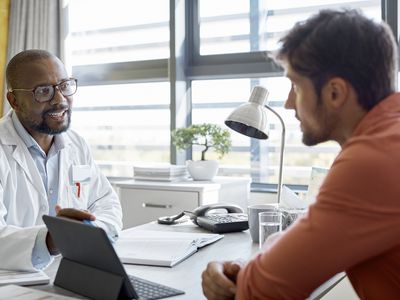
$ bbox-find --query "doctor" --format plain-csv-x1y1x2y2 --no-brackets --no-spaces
0,49,122,271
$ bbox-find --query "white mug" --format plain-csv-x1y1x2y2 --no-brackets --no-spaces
247,204,279,243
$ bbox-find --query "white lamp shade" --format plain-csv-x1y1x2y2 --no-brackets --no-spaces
224,86,286,204
225,86,270,139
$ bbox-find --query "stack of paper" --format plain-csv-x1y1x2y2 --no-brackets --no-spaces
133,164,188,182
114,229,223,267
0,285,76,299
0,270,50,287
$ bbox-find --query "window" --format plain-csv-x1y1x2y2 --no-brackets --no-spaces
198,0,381,55
66,0,386,187
72,82,170,177
67,0,169,65
191,78,340,185
67,0,170,176
194,0,381,185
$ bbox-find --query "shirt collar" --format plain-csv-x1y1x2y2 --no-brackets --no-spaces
352,92,400,137
11,110,66,153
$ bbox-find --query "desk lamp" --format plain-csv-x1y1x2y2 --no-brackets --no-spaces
225,86,286,204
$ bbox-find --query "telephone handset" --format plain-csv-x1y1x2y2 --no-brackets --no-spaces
157,203,249,233
188,203,243,224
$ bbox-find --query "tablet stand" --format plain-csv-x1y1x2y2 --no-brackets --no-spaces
54,258,125,300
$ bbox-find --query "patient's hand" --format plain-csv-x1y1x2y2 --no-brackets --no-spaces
202,260,245,300
46,205,96,255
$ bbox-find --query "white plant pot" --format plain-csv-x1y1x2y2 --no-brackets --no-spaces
186,160,219,181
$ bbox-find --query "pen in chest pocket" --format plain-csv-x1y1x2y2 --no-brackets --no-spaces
75,182,81,198
72,165,91,199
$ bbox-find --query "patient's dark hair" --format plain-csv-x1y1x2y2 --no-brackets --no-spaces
6,49,56,89
276,9,398,110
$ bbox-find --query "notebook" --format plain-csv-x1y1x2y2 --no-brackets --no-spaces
42,215,184,300
114,229,223,267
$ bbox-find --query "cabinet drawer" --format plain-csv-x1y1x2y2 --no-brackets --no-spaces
119,188,200,229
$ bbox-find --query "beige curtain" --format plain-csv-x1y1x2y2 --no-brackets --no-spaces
0,0,10,117
3,0,63,115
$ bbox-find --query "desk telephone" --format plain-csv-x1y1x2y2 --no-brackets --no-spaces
157,203,249,233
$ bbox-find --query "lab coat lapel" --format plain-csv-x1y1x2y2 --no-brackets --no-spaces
12,146,47,200
58,133,77,208
0,117,47,200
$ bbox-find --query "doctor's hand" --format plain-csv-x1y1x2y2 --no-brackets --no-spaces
46,205,96,255
201,260,245,300
54,204,96,222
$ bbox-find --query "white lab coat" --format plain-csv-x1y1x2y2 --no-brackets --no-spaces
0,111,122,271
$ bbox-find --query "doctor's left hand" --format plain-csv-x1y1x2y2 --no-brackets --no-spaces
46,204,96,255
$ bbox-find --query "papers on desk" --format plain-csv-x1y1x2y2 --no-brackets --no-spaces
0,284,76,299
133,164,189,182
114,229,223,267
0,269,49,286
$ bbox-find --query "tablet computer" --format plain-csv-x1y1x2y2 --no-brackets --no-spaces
43,215,184,300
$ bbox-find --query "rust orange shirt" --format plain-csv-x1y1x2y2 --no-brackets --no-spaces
236,93,400,300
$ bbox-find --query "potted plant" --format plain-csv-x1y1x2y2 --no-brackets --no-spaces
171,123,232,180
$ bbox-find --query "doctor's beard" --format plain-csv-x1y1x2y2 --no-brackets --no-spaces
34,107,72,135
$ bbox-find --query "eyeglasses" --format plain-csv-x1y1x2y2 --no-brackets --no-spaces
9,78,78,103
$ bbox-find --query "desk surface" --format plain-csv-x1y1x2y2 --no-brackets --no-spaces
31,221,343,299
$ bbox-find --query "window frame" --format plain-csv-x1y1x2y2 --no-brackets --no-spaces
70,0,397,191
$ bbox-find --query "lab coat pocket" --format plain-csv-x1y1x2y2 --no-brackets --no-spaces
67,183,89,210
68,164,91,209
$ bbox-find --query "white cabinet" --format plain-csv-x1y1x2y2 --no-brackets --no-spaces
114,177,251,229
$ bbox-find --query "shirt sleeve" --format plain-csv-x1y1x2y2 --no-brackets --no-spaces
31,227,54,270
93,219,119,243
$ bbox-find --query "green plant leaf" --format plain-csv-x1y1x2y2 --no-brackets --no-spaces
171,123,232,160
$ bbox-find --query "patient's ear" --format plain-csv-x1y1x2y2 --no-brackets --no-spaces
322,77,349,109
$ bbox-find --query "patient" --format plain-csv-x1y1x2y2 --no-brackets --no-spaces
202,9,400,300
0,49,122,271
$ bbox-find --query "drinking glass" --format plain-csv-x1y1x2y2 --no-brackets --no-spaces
259,211,282,248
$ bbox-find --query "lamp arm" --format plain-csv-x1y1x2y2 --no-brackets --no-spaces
265,105,286,204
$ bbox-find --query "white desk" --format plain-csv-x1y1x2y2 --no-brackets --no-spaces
31,222,344,299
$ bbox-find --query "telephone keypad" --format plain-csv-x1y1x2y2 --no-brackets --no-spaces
196,213,249,233
206,214,247,223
